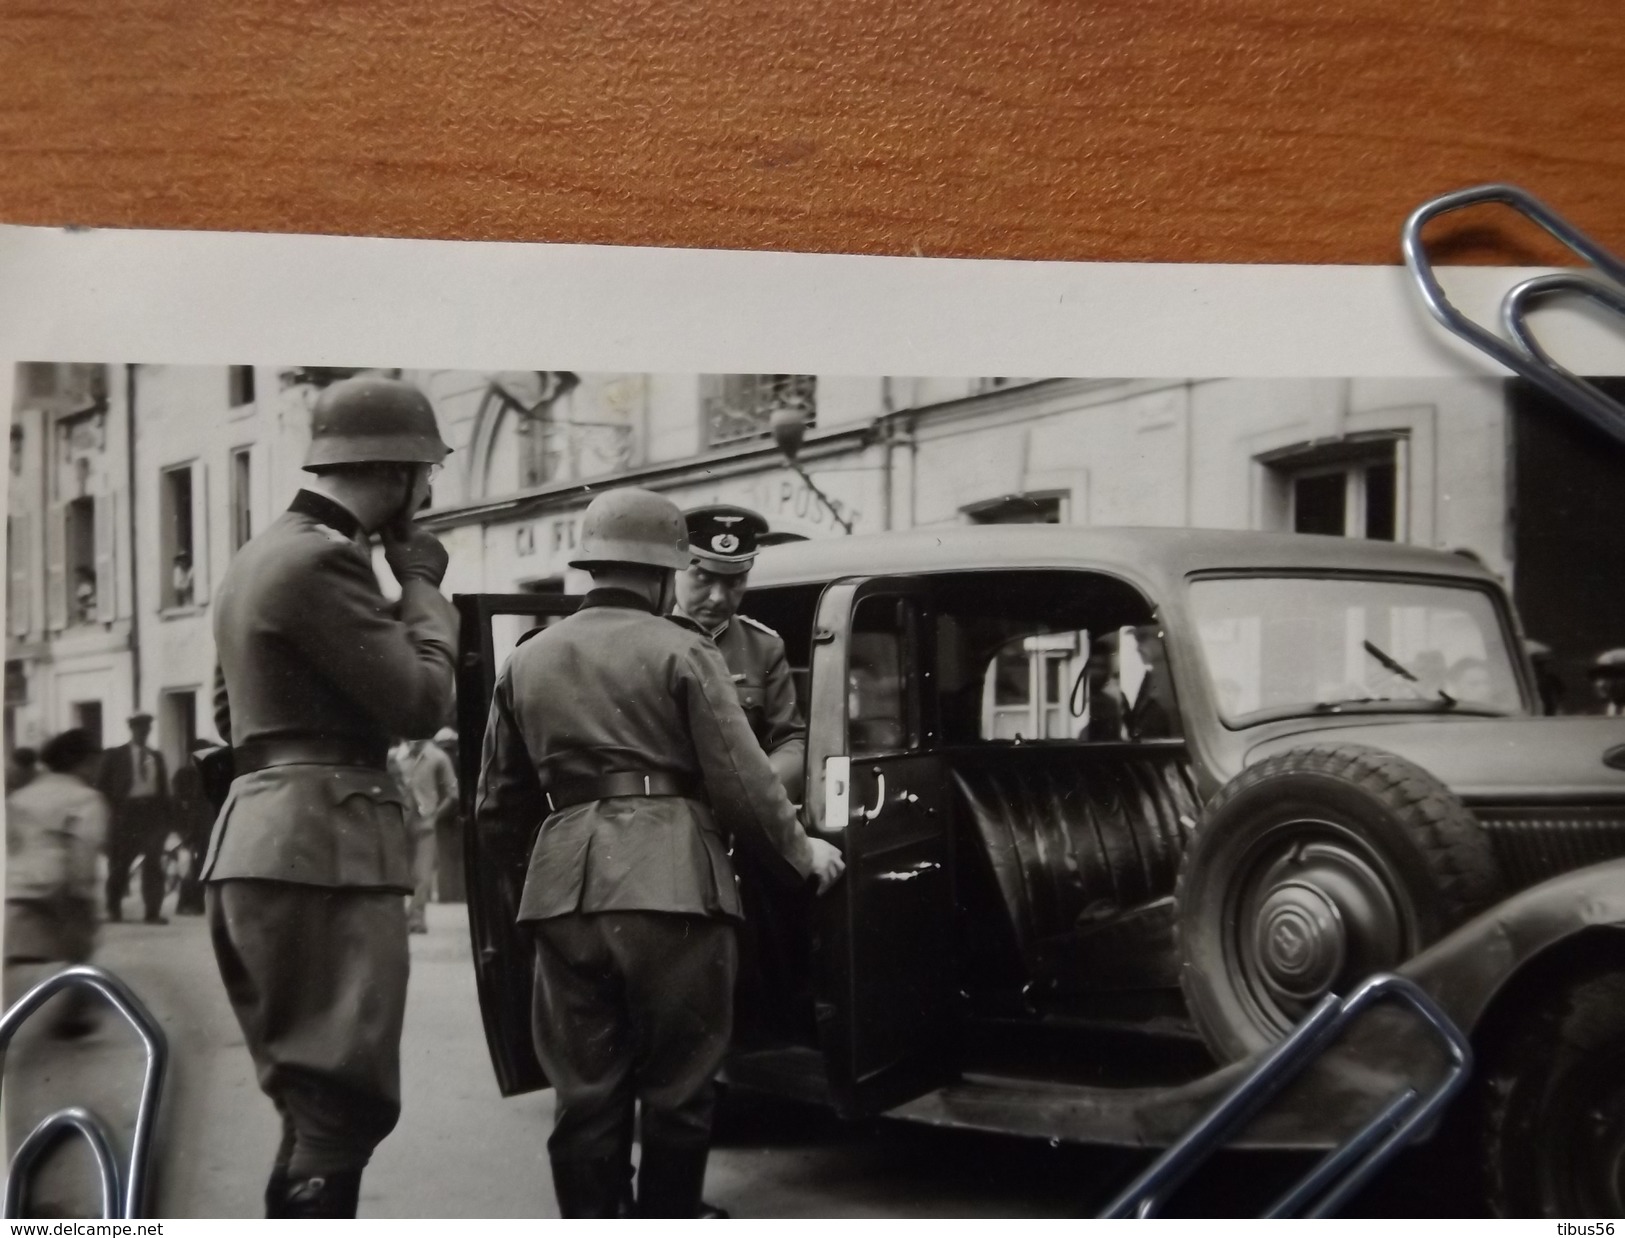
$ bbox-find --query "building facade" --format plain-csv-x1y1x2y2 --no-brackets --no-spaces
8,364,1618,770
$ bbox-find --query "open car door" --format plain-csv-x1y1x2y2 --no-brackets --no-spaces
806,578,958,1118
455,591,582,1097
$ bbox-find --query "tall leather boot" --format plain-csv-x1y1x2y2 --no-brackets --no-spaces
282,1170,363,1219
550,1155,629,1219
636,1142,712,1219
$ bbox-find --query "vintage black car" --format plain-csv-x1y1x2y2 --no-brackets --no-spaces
456,525,1625,1216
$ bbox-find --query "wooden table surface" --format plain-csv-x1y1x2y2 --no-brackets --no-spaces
1,0,1620,264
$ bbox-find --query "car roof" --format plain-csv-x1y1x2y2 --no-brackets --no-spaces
748,525,1500,594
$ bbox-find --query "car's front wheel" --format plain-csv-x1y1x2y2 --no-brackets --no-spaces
1175,744,1501,1061
1482,968,1625,1217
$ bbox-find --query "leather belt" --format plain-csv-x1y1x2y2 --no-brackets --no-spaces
546,771,704,814
233,737,390,776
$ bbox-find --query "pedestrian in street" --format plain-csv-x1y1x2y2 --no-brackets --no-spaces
171,738,221,916
389,735,459,934
475,486,844,1219
431,726,466,902
1083,633,1127,740
1525,639,1565,715
203,375,456,1219
675,505,811,1054
5,728,108,1039
97,711,172,925
1592,648,1625,717
6,746,39,794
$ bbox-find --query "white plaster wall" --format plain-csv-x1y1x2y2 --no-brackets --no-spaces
1183,376,1508,571
646,373,702,465
813,376,884,428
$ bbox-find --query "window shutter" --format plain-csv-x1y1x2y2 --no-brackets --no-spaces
8,514,31,637
189,461,210,604
45,502,67,631
94,490,117,622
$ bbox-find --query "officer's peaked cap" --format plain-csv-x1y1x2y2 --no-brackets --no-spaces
569,487,690,571
684,504,769,576
304,376,452,471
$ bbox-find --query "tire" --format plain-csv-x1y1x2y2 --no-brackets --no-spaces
1482,969,1625,1217
1175,743,1501,1061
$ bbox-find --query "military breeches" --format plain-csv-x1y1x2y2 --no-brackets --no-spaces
207,880,409,1176
529,911,736,1164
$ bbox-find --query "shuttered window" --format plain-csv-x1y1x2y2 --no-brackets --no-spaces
160,462,209,608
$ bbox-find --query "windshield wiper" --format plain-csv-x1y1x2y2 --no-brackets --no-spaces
1312,696,1463,713
1361,639,1457,708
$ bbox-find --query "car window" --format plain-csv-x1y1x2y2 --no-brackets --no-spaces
983,632,1081,740
848,594,922,755
972,624,1181,743
1190,575,1526,724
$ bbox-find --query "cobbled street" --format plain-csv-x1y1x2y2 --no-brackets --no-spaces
7,898,1465,1220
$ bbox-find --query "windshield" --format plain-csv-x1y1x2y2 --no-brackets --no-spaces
1189,575,1526,725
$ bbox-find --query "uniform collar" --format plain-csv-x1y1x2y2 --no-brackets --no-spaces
289,489,364,542
672,603,731,640
581,587,658,614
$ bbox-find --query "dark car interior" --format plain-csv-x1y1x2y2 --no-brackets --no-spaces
737,570,1214,1085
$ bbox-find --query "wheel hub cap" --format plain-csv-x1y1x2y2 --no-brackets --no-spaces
1254,881,1346,1000
1231,828,1415,1036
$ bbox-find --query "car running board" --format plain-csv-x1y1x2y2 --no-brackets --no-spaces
1097,972,1472,1218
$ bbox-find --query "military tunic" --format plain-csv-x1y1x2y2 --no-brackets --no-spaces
706,613,806,803
205,489,456,1180
474,587,816,1200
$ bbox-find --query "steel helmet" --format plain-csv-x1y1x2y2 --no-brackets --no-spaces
304,376,451,471
568,487,690,571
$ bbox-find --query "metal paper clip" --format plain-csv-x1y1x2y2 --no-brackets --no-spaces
1,965,168,1219
1098,972,1473,1219
1401,183,1625,448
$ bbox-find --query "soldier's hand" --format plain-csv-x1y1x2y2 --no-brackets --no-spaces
382,525,450,587
806,836,845,895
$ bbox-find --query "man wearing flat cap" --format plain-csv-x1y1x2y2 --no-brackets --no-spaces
675,505,805,803
97,711,172,925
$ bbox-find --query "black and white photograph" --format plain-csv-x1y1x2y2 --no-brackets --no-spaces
2,232,1625,1223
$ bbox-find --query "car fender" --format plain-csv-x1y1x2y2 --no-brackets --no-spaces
1398,855,1625,1031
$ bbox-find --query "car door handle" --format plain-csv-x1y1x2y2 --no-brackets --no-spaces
862,772,886,821
875,860,941,882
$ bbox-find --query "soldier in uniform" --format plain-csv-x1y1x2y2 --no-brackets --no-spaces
675,506,804,800
203,376,457,1219
675,505,813,1046
475,487,844,1219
